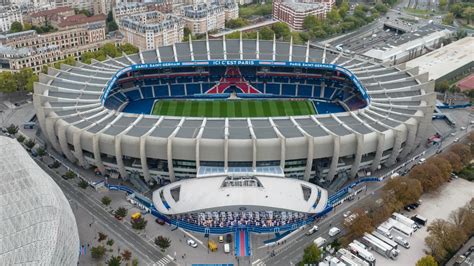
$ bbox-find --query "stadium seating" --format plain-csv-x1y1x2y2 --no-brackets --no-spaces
124,89,142,101
153,85,169,97
141,87,154,99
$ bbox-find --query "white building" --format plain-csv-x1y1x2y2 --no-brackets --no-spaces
181,1,238,34
0,6,22,33
0,136,79,265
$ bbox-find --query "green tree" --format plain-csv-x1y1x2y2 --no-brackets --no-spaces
101,43,120,58
23,22,32,31
438,0,447,11
225,18,248,29
101,196,112,206
78,179,88,189
131,217,147,230
327,8,342,24
339,1,350,18
10,21,23,33
6,124,18,135
374,3,388,13
462,7,474,24
450,4,463,17
443,13,455,25
271,22,291,40
0,72,17,93
24,139,36,149
258,26,274,40
107,255,122,266
16,135,25,143
416,255,438,266
119,43,138,55
303,15,319,30
183,26,192,41
106,239,114,246
91,245,107,259
300,244,322,265
64,170,77,179
154,236,171,251
132,258,139,266
114,207,128,218
36,147,46,158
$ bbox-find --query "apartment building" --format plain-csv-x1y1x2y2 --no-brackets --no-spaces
272,0,334,30
119,11,183,50
182,1,238,34
0,6,23,33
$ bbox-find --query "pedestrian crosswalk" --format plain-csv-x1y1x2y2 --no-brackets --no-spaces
153,255,173,266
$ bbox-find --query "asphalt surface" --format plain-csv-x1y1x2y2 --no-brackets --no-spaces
37,161,175,266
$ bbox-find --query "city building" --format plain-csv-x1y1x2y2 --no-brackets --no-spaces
0,5,23,33
27,6,75,27
113,2,173,22
181,1,238,34
119,11,183,50
27,6,106,31
272,0,334,30
33,38,435,185
363,25,453,65
0,136,79,265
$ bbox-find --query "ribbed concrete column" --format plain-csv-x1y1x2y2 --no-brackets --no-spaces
224,119,229,170
399,121,417,158
57,123,76,163
304,135,314,181
195,118,206,174
327,136,340,181
350,133,364,178
45,117,61,152
386,129,404,167
72,130,86,166
247,118,257,170
280,137,286,169
114,135,126,178
167,136,175,182
371,132,385,172
139,136,150,181
92,134,105,173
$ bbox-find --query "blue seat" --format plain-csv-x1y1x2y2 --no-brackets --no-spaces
266,83,280,95
113,92,127,101
186,83,201,95
274,76,289,83
313,86,322,98
324,87,336,99
170,84,185,96
193,76,208,82
282,84,296,96
124,89,142,101
141,86,154,99
297,85,312,97
153,85,169,97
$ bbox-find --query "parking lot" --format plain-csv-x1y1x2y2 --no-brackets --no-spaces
370,178,474,265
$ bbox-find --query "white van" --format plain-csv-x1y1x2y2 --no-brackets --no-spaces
224,243,230,253
328,227,341,237
394,236,410,249
376,226,393,239
305,225,319,236
314,237,327,248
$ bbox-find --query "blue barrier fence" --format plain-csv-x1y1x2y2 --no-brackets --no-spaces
105,177,381,234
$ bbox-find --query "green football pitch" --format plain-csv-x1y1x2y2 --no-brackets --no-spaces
151,99,316,117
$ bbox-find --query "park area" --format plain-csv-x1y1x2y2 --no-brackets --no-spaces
151,99,316,118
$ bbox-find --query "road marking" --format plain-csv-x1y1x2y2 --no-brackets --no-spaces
153,255,173,266
179,228,204,245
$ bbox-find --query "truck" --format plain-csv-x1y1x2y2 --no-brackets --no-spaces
411,214,428,226
394,236,410,249
329,227,341,237
376,225,393,239
337,248,370,266
314,237,327,248
392,212,417,230
362,233,399,260
306,225,319,236
348,242,376,265
371,231,398,249
387,218,414,236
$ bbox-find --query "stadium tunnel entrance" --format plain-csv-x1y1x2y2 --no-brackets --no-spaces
102,61,370,117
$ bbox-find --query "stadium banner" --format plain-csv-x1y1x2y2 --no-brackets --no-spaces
101,60,369,104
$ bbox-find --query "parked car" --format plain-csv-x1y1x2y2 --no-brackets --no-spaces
155,218,165,225
218,235,224,243
187,239,198,248
343,211,352,218
226,234,232,243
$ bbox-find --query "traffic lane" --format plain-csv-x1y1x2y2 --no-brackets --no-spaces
39,163,173,265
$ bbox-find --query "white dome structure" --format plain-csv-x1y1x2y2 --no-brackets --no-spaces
0,136,79,265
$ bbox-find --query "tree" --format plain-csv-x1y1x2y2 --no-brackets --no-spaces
440,152,463,173
416,255,438,266
258,26,274,40
121,250,132,261
132,258,139,266
327,8,342,24
345,209,374,239
119,43,138,55
449,144,471,166
107,255,122,266
101,196,112,206
91,245,107,259
131,217,147,230
0,72,17,93
300,243,322,265
442,13,455,25
271,22,291,40
374,3,388,13
462,7,474,24
383,176,423,207
154,236,171,251
98,232,108,242
114,207,128,218
36,147,46,158
426,219,467,263
6,124,18,135
450,4,463,17
16,135,25,143
64,170,77,179
106,11,118,32
225,18,248,29
102,43,120,58
24,139,36,149
106,239,114,246
10,21,23,33
339,1,350,18
438,0,447,10
303,15,319,31
78,179,89,189
408,164,444,192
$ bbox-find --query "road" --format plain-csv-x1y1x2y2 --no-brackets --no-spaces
259,126,472,265
36,161,176,266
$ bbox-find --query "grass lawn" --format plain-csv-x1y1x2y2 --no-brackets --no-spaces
151,99,316,118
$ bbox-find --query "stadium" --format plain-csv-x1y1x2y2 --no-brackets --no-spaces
33,37,435,233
